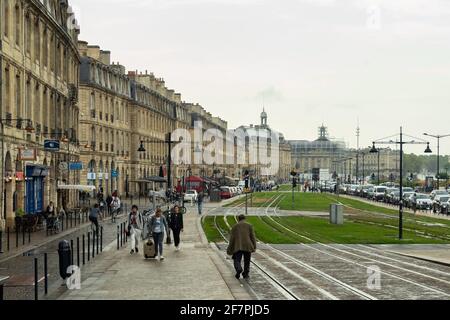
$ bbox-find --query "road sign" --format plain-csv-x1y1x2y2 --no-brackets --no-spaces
69,162,83,171
44,140,60,152
111,170,119,178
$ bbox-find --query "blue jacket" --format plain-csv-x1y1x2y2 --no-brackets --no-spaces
148,215,169,235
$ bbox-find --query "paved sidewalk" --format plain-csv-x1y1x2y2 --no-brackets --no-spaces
376,244,450,266
50,201,252,300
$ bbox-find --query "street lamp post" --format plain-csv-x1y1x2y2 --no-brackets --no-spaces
371,127,432,240
138,133,174,194
332,157,353,195
423,133,450,190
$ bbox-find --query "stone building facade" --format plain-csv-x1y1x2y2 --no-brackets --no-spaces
289,125,347,174
77,41,131,197
1,0,80,228
233,109,292,182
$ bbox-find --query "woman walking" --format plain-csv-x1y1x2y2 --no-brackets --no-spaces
169,205,184,251
149,208,169,261
128,205,143,255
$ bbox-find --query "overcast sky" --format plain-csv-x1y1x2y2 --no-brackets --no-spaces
70,0,450,156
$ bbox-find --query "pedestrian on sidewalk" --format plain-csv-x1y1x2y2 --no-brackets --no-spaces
89,204,100,235
227,214,257,280
197,192,204,215
106,194,113,217
148,208,169,261
169,205,184,251
111,194,121,222
128,205,143,255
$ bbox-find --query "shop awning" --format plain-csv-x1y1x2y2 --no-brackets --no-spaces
58,185,96,192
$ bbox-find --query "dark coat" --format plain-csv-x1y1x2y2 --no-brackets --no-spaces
227,221,257,256
169,212,184,230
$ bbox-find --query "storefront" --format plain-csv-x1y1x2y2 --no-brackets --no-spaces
25,165,49,214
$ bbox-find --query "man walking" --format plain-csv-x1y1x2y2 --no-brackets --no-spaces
197,192,204,215
227,214,257,280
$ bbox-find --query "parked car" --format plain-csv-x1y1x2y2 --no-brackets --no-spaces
402,192,414,205
411,193,432,210
348,185,359,195
373,186,388,201
391,191,401,205
184,190,198,203
384,188,399,204
367,187,375,199
219,187,233,199
433,195,450,214
361,185,374,198
430,190,449,201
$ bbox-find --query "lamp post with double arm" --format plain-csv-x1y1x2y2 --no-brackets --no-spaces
423,133,450,190
371,127,432,240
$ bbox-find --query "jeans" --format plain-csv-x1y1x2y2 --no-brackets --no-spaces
172,228,181,247
89,216,99,235
152,232,164,256
233,251,251,276
198,202,203,215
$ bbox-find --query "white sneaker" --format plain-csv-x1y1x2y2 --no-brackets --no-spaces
160,256,165,261
175,246,180,252
157,255,161,261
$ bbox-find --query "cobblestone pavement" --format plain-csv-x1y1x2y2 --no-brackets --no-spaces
0,211,129,300
47,200,251,300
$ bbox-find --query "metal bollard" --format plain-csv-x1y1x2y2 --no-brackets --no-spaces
82,234,86,265
28,228,31,244
87,232,91,262
117,226,119,250
100,226,103,252
34,258,39,301
70,239,74,266
77,237,80,267
96,230,99,255
0,230,3,253
22,227,25,246
16,227,18,248
7,228,10,251
120,223,123,247
44,253,48,295
92,231,95,259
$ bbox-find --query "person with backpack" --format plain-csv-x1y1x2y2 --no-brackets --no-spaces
128,205,143,255
148,208,169,261
169,205,184,251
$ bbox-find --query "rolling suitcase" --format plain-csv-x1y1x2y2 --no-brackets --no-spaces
144,239,156,259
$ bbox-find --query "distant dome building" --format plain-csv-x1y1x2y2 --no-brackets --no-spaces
289,125,347,174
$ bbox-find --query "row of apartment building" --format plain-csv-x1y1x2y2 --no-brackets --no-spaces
0,0,292,229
